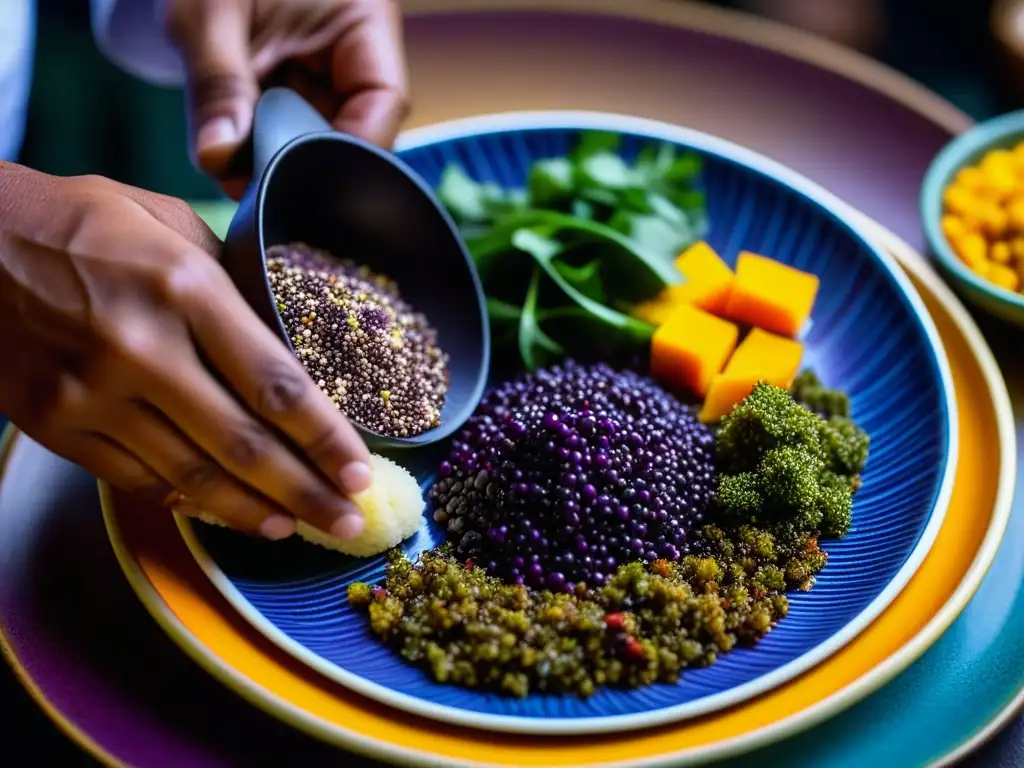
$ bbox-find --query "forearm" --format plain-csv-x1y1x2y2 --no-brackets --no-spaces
90,0,185,87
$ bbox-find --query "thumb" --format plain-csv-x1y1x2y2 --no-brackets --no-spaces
169,0,259,174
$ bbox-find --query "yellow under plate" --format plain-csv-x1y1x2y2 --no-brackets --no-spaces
100,218,1014,767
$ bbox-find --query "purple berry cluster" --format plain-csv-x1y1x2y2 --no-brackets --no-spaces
428,361,717,593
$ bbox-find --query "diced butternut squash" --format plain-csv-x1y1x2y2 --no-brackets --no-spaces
724,252,819,337
650,304,739,397
632,241,735,324
699,371,796,423
699,376,757,423
633,294,683,326
723,328,804,386
670,241,736,314
697,328,805,423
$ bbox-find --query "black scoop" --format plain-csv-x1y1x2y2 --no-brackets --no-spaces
220,88,490,452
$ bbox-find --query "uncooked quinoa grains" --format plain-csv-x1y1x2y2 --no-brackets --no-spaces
267,243,449,437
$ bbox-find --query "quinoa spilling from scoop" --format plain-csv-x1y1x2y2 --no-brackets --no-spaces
267,243,449,437
427,361,716,593
348,525,827,698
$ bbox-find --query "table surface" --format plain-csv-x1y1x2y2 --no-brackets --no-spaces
5,1,1023,766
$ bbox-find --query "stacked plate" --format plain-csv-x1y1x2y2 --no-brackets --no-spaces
88,112,1018,767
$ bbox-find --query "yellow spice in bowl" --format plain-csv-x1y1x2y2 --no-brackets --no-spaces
941,142,1024,293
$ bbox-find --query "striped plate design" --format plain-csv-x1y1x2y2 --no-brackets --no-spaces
188,114,955,735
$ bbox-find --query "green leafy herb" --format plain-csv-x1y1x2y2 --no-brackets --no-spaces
518,267,565,371
435,131,709,370
512,228,655,341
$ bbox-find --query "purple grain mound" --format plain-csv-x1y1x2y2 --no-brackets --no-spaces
428,361,717,593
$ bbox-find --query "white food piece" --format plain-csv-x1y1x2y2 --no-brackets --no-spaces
186,453,424,558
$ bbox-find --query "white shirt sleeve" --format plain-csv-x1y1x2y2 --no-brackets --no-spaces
90,0,185,87
0,0,34,160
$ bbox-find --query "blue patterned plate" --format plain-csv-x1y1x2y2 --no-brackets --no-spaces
181,112,957,735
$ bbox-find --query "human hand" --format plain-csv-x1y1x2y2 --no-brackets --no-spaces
166,0,409,196
0,164,371,539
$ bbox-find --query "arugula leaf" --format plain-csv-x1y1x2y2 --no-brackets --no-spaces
528,157,574,208
571,131,621,161
579,187,621,210
616,212,696,263
435,130,708,369
436,165,525,224
487,297,524,322
575,152,634,191
518,266,565,371
436,165,489,222
512,228,655,341
492,209,680,288
552,255,604,302
538,305,653,362
485,298,523,348
571,198,595,220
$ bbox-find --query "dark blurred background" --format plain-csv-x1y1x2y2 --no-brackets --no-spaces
19,0,1018,201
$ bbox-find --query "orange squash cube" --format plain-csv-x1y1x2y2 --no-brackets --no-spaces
668,241,736,314
698,376,756,423
632,294,682,326
697,328,805,422
723,328,804,385
650,304,739,397
724,252,820,337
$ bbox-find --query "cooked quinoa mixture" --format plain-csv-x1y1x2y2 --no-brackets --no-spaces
348,368,868,699
349,525,826,698
267,243,449,437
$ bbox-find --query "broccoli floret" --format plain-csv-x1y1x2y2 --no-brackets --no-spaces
817,471,854,538
714,383,865,540
716,472,763,519
758,446,825,531
819,416,870,477
791,368,850,418
717,383,825,473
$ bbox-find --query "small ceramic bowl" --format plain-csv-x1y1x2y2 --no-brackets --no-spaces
921,109,1024,326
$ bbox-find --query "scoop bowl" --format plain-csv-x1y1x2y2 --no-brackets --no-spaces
220,88,490,452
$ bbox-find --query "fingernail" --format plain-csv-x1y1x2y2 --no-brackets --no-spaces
330,513,365,540
340,461,373,495
196,117,240,164
173,501,202,518
162,490,184,509
259,514,296,541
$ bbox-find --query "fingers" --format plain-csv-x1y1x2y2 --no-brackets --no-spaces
181,270,373,499
102,400,297,540
116,187,224,257
140,345,365,539
328,0,410,148
333,90,409,151
34,428,161,492
168,0,260,173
